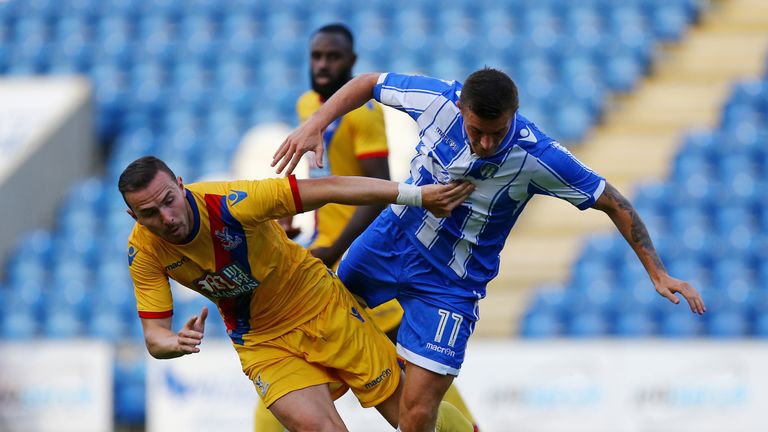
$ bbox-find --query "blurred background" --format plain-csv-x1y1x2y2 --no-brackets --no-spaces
1,0,767,430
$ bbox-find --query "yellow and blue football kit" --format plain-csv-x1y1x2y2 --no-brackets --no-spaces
128,176,400,407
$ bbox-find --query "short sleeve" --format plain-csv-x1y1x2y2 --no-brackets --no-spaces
347,101,389,160
373,73,452,121
128,240,173,319
226,176,303,223
528,142,606,210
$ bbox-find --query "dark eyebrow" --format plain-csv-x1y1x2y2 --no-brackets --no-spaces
136,191,173,214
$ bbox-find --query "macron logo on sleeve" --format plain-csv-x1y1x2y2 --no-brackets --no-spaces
128,245,139,266
227,190,247,207
519,126,537,143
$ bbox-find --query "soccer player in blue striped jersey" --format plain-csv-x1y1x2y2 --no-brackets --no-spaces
273,68,707,432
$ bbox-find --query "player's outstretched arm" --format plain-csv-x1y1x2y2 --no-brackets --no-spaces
272,73,381,175
140,306,208,359
296,176,474,218
592,182,706,315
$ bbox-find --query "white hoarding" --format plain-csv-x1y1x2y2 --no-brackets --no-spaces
459,341,768,432
146,341,259,432
147,340,768,432
0,341,113,432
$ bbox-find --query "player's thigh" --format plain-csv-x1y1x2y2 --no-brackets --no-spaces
236,332,348,408
268,383,347,432
304,279,402,409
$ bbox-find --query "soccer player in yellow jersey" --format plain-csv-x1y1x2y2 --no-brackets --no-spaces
296,24,390,267
120,156,474,431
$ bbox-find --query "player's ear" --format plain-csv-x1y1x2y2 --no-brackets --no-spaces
127,209,137,220
177,176,184,190
455,100,462,110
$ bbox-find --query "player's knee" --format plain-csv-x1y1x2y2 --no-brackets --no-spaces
277,410,346,432
400,398,440,431
287,416,346,432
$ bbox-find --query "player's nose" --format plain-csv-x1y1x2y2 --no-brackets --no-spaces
480,135,494,151
160,208,175,225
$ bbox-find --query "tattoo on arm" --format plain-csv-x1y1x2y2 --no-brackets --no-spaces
602,184,666,271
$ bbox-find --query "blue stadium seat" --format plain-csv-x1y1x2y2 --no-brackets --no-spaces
554,102,593,143
708,310,749,338
43,309,83,339
650,3,690,41
672,149,713,181
658,310,703,338
527,285,569,316
7,255,48,288
567,309,610,337
614,311,656,337
8,280,46,315
520,311,562,338
571,256,616,289
88,309,127,340
0,309,38,340
598,48,644,92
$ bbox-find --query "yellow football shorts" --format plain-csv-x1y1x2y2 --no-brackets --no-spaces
366,298,404,334
235,277,401,408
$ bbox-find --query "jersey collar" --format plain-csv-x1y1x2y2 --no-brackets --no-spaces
181,188,201,244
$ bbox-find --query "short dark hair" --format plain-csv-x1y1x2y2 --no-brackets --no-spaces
459,68,519,119
313,23,354,49
118,156,176,207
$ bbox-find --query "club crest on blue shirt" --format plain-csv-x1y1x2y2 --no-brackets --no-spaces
128,245,139,266
466,161,500,181
227,190,247,207
479,162,499,179
215,227,243,251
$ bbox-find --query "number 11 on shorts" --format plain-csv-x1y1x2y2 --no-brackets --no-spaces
434,309,463,347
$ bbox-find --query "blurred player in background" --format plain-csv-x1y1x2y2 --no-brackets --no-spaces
119,156,474,431
273,69,707,432
259,23,480,431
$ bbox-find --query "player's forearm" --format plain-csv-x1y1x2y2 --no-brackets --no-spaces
299,176,398,211
305,73,380,131
594,183,667,283
142,323,187,359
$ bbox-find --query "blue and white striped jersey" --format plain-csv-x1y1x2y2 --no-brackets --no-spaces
374,73,606,288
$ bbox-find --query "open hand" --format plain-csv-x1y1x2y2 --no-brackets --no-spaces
272,125,324,175
178,306,208,355
655,275,706,315
421,181,475,218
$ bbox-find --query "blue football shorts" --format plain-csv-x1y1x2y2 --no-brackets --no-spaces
338,216,481,376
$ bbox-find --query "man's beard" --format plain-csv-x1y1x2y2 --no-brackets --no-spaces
311,69,352,101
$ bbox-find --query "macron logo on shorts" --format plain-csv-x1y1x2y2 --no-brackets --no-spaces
350,307,365,323
364,368,392,389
